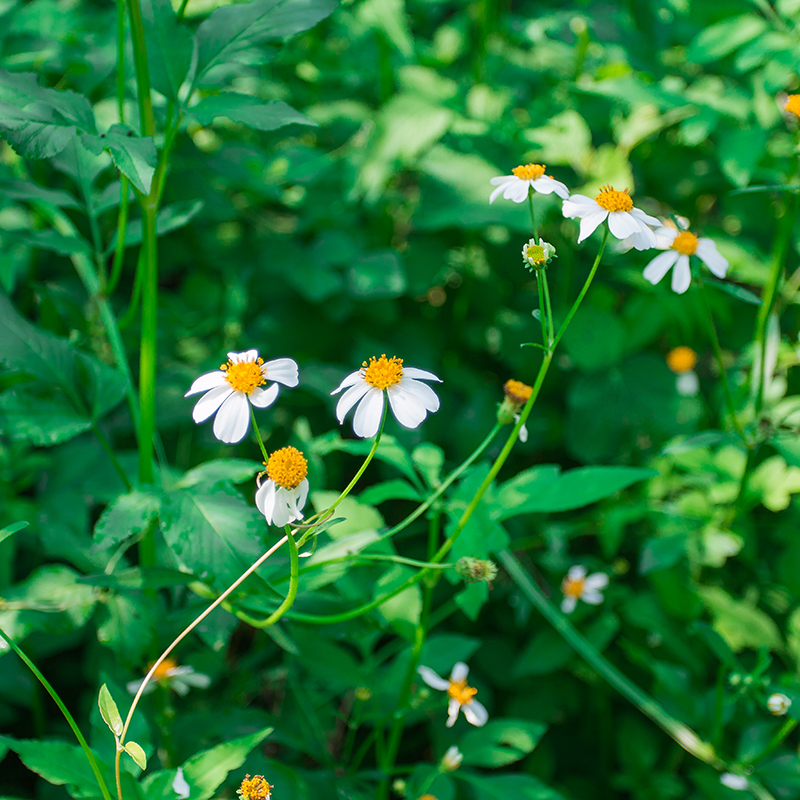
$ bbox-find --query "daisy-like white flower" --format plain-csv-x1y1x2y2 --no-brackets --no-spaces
185,350,299,444
417,662,488,728
767,692,792,716
489,163,570,203
643,226,728,294
237,775,272,800
255,446,309,527
126,658,211,697
562,185,658,250
561,565,609,614
331,354,441,439
440,745,463,772
667,346,700,396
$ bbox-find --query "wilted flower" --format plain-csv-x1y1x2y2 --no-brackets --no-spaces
720,773,748,791
126,658,211,696
562,185,658,250
255,446,309,527
417,662,488,727
767,692,791,716
498,379,532,442
331,355,441,438
643,226,728,294
440,745,463,772
455,557,498,584
238,775,272,800
561,565,609,613
522,238,556,270
667,347,699,396
489,163,569,204
185,350,299,443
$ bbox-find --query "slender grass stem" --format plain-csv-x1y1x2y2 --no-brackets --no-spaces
250,405,270,462
251,528,299,627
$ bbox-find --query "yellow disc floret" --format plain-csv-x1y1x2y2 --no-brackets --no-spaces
223,357,266,394
504,379,533,407
149,658,177,680
238,775,272,800
594,185,633,213
266,446,308,490
447,678,478,706
512,163,547,181
670,231,698,256
666,346,697,374
362,354,404,390
785,94,800,119
562,574,585,599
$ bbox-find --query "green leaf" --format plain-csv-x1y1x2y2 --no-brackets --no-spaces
0,521,27,546
718,126,769,188
190,94,315,131
358,479,421,505
81,125,157,194
697,586,782,652
6,227,91,256
93,491,161,549
707,279,762,305
182,728,272,800
1,178,81,208
495,466,560,519
457,773,566,800
141,0,193,102
0,390,93,445
498,466,655,517
374,565,422,638
124,741,147,770
193,0,336,85
313,432,418,483
106,200,204,253
688,15,768,63
0,68,96,158
639,535,686,575
176,459,262,489
98,685,123,737
79,567,194,591
459,719,548,768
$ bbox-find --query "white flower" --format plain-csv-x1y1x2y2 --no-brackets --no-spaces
332,354,441,439
255,446,309,527
172,768,190,800
560,565,609,613
490,163,569,203
522,238,556,270
417,662,488,728
720,773,748,791
126,659,211,697
562,185,658,250
767,692,792,716
643,227,728,294
185,350,299,444
440,745,463,772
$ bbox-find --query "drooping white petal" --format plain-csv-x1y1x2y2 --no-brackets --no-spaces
489,177,516,203
584,573,609,591
577,209,609,243
255,480,277,521
185,370,227,396
531,175,570,199
567,565,587,581
630,207,660,227
607,210,641,240
272,487,295,527
402,367,442,382
561,194,596,217
671,254,692,294
335,381,371,423
249,383,280,408
695,238,728,278
628,227,657,251
352,388,385,438
213,392,251,443
446,698,461,728
388,386,428,429
179,671,211,689
561,596,577,613
582,590,605,605
505,180,530,203
192,384,233,423
462,699,488,727
418,666,449,691
643,250,679,286
450,662,469,682
331,370,364,395
399,377,441,412
264,358,300,387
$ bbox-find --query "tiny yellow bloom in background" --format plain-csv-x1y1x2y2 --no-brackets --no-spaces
489,163,569,203
256,446,309,527
667,347,700,396
767,692,792,716
417,662,488,727
785,94,800,119
238,775,273,800
126,658,211,696
561,565,608,613
497,379,533,441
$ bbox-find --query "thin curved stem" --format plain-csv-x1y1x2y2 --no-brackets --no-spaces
249,405,270,462
256,528,299,627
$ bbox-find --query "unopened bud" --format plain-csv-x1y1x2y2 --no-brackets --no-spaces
767,693,791,716
522,238,556,270
498,379,533,425
456,557,498,584
440,745,463,772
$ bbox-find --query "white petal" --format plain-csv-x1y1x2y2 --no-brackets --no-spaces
335,381,371,423
271,487,293,527
628,227,657,250
630,207,660,227
505,180,530,203
643,250,679,286
352,389,385,438
173,768,191,800
213,392,251,443
171,679,191,696
676,372,699,396
402,367,442,382
519,423,528,443
255,480,277,522
450,662,469,682
561,194,595,218
577,209,608,243
462,699,488,727
126,678,145,695
671,254,692,294
388,385,428,429
584,573,609,591
264,358,299,387
331,370,363,395
249,383,280,408
295,480,309,517
561,596,577,613
567,565,587,581
489,175,517,185
192,384,233,423
653,226,679,243
185,370,226,396
446,698,461,727
582,591,605,605
228,350,258,363
607,210,640,240
400,377,440,412
696,239,728,278
417,666,449,691
531,175,570,199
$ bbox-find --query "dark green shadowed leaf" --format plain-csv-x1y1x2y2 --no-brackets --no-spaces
0,521,28,547
459,719,548,767
190,94,316,131
141,0,193,102
105,200,204,253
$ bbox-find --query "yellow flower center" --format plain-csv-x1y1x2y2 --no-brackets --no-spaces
238,775,272,800
525,244,545,263
666,346,697,374
266,446,308,490
223,357,266,394
512,163,547,181
504,379,533,406
785,94,800,119
361,354,404,390
562,575,585,599
594,185,633,213
419,796,439,800
149,658,177,680
447,678,478,705
670,231,698,256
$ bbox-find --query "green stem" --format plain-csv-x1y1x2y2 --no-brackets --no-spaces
498,550,724,768
248,529,299,627
536,273,548,350
250,405,270,462
106,178,130,296
527,192,537,239
93,425,132,491
177,0,191,19
273,553,453,585
744,718,798,766
542,269,555,345
0,627,114,800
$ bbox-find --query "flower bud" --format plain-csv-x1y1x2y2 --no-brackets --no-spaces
455,557,498,584
440,745,463,772
522,238,556,270
498,379,533,425
767,692,791,716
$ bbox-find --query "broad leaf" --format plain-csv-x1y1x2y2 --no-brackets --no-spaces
459,719,548,768
458,773,566,800
81,125,157,194
0,178,81,208
106,200,204,253
93,491,161,549
190,94,315,131
98,684,123,737
141,0,193,102
124,741,147,770
176,459,262,489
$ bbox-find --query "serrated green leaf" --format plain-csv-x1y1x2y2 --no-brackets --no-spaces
142,0,193,102
313,432,418,483
0,391,93,445
190,94,315,131
93,491,161,549
358,479,420,505
124,741,147,770
81,125,157,194
98,684,123,737
176,459,262,489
